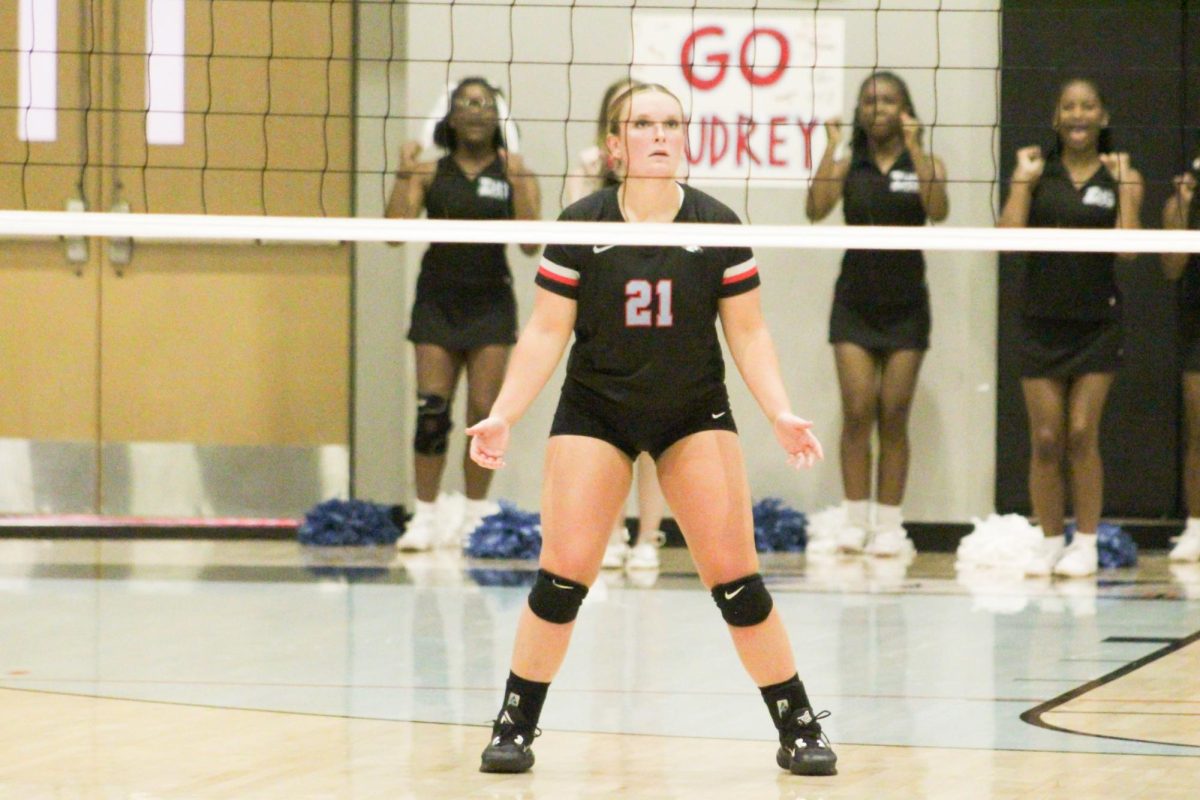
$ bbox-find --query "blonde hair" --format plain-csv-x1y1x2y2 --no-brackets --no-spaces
605,83,684,136
596,78,638,151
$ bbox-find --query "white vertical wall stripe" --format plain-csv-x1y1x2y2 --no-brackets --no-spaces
17,0,58,142
145,0,186,145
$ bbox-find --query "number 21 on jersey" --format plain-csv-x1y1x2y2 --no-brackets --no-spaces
625,279,674,327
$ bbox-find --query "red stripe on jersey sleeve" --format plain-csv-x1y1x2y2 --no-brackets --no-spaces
722,264,758,285
538,264,579,287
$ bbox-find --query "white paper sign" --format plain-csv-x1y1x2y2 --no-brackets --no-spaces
631,13,844,186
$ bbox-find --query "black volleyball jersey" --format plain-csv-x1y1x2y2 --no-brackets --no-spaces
836,148,928,307
536,184,759,409
1024,158,1121,320
419,155,514,288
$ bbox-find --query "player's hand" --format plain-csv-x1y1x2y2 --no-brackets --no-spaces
1099,151,1133,184
823,117,844,152
399,140,423,171
900,111,923,152
773,413,824,470
1012,145,1044,185
466,416,510,469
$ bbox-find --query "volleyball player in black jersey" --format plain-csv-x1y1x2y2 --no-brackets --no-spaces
385,78,541,550
567,77,669,571
466,83,836,777
1162,160,1200,562
806,72,948,556
999,78,1144,578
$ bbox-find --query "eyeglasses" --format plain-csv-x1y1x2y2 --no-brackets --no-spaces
453,96,497,111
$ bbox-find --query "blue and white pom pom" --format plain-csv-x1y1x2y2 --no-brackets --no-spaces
752,498,808,552
1065,521,1136,569
464,501,542,559
298,498,403,546
1097,522,1137,569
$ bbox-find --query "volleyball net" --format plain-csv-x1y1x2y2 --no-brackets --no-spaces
1,0,1198,253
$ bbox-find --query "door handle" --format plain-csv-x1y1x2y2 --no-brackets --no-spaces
63,198,88,274
108,200,133,274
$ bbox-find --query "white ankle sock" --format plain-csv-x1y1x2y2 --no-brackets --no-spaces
1073,532,1097,547
845,499,870,529
414,499,437,518
464,498,494,517
875,503,903,531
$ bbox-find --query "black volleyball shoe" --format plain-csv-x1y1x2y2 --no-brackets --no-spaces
776,707,837,776
479,705,539,774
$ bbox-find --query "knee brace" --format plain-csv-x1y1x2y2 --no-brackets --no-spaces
711,573,773,627
527,568,589,624
414,394,451,455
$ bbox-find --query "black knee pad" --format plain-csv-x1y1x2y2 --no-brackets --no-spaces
711,573,774,627
414,394,451,455
527,568,589,624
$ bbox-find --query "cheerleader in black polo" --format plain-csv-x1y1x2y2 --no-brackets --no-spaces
1162,160,1200,562
999,77,1144,578
385,77,541,551
467,84,836,778
806,71,949,557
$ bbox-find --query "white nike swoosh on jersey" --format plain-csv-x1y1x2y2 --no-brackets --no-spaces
711,411,727,419
592,245,615,253
724,585,745,600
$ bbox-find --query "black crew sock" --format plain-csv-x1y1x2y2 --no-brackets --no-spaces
501,671,550,729
759,674,811,730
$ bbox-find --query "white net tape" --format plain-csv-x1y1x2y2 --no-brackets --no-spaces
0,210,1197,253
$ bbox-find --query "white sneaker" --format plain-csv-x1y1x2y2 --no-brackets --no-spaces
455,499,501,547
1053,540,1098,578
1023,536,1065,577
397,509,437,552
602,525,629,569
602,542,628,569
805,535,840,556
1169,563,1200,599
1169,530,1200,562
626,541,661,570
836,525,868,553
436,491,466,543
865,527,914,557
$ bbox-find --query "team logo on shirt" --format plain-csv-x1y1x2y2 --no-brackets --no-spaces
1081,186,1116,209
477,176,511,201
888,170,920,194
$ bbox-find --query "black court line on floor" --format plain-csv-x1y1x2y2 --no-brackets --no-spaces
1021,627,1200,749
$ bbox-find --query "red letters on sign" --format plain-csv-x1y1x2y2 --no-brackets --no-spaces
687,115,823,170
681,26,790,91
795,119,818,170
739,28,789,87
736,115,760,166
680,27,729,91
768,117,787,166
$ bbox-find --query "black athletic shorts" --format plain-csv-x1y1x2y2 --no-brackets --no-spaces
828,295,931,353
407,281,517,351
549,380,738,461
1019,316,1123,378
